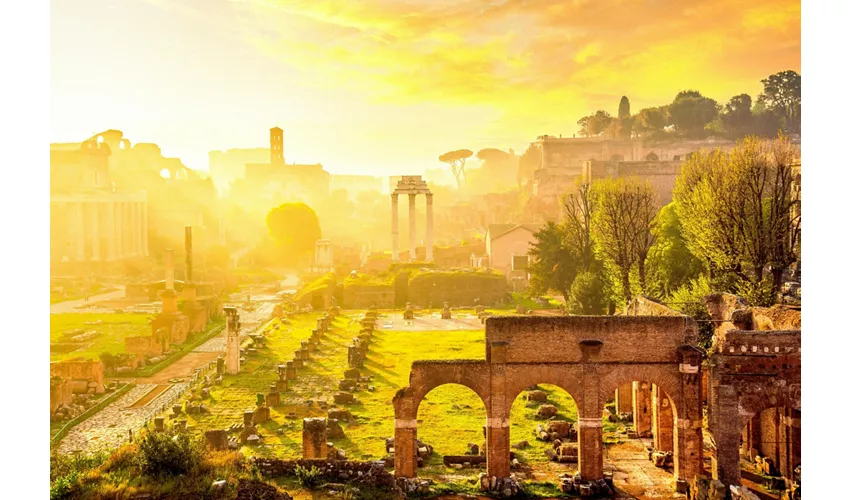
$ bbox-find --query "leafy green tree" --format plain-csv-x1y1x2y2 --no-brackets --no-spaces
668,90,719,138
567,271,608,314
673,135,800,296
720,94,754,138
527,222,574,299
668,275,715,349
265,202,322,265
758,70,801,133
617,96,633,139
590,178,658,304
578,110,614,137
633,106,669,137
645,203,705,298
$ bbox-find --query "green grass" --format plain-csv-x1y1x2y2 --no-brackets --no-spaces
50,313,155,362
174,309,580,476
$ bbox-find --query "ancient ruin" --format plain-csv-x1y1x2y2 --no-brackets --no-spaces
391,176,434,262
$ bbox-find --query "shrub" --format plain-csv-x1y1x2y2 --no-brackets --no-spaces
567,271,607,314
738,278,776,307
136,430,203,477
50,471,79,500
294,464,322,489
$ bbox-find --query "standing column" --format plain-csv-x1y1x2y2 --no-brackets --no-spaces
425,193,434,262
408,193,417,261
105,201,116,261
578,364,603,481
75,202,86,262
487,341,511,478
114,201,123,260
123,202,131,257
142,201,149,257
391,194,399,262
132,202,140,257
89,202,100,261
393,394,418,478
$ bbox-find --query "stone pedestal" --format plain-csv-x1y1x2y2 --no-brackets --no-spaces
154,417,165,432
303,418,328,459
486,424,511,477
286,361,297,380
267,391,280,407
578,418,604,481
394,424,418,477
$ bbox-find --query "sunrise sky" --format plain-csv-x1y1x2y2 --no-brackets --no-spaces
50,0,800,176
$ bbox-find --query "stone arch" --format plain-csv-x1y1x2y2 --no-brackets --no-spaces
503,364,584,413
416,382,490,457
597,364,683,415
404,360,491,419
645,152,659,161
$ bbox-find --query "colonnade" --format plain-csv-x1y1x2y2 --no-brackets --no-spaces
391,192,433,262
50,195,148,262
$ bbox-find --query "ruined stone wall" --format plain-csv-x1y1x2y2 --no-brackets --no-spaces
252,458,397,488
50,359,105,387
485,316,694,364
625,296,684,317
50,378,73,414
342,285,395,309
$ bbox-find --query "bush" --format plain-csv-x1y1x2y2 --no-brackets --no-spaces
294,464,322,489
738,278,776,307
136,430,203,477
50,471,79,500
567,271,607,314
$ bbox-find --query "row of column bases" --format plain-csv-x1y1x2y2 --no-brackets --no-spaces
391,193,434,262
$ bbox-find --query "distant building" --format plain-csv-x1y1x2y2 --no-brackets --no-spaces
484,223,543,280
228,127,330,207
50,138,148,264
209,147,270,194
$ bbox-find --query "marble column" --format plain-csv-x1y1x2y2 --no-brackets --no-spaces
425,193,434,262
142,201,149,257
89,202,100,261
391,193,399,262
115,201,124,260
408,193,416,262
105,201,116,261
74,202,86,262
131,202,140,257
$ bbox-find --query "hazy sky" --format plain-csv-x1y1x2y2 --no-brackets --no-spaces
51,0,800,176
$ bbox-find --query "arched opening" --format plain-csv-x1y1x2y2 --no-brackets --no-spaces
645,152,659,161
739,407,801,496
159,168,171,179
414,383,489,478
508,384,580,481
601,380,683,497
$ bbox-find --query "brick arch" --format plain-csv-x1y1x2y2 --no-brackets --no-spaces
503,364,585,414
597,364,684,417
737,382,801,423
406,360,491,418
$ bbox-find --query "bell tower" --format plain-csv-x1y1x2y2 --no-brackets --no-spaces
270,127,284,166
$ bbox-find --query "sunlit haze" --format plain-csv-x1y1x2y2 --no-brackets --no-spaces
50,0,800,175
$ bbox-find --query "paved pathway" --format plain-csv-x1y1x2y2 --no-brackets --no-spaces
605,438,686,499
50,286,126,314
57,382,189,454
56,306,270,455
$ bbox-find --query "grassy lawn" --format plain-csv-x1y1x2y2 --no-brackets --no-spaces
50,313,155,362
176,309,580,479
50,284,116,304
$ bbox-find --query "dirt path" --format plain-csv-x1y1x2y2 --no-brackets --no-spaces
50,286,126,314
133,351,222,384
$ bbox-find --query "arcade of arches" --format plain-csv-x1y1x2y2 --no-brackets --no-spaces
392,315,801,492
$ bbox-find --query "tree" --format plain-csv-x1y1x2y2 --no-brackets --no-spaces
518,144,541,186
438,149,473,189
567,271,608,314
720,94,754,138
577,110,614,137
590,178,658,304
527,222,575,299
668,90,719,138
645,202,705,298
673,135,800,296
758,70,801,134
617,96,633,139
265,202,322,266
633,106,669,137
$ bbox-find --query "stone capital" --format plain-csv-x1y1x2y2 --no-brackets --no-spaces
577,417,603,428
